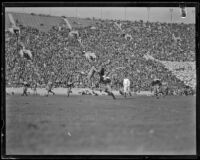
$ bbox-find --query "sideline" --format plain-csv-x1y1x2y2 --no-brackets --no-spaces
6,87,153,96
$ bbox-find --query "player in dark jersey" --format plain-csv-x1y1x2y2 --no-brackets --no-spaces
96,61,116,99
21,81,30,96
151,78,162,98
46,81,55,96
77,59,115,99
66,79,74,97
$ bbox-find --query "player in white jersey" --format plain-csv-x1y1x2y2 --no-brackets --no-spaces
123,75,132,98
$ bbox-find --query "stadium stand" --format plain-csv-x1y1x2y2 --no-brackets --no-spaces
5,12,196,95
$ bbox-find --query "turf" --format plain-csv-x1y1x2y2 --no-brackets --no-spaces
5,95,196,155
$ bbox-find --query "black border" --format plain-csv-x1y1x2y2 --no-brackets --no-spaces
1,1,200,159
2,1,199,7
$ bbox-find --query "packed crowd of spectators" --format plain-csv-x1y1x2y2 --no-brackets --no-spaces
161,61,196,89
5,17,196,94
121,20,195,61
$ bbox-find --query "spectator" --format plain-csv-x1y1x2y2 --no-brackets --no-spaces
5,17,195,95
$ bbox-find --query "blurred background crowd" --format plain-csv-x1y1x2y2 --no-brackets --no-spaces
5,13,196,95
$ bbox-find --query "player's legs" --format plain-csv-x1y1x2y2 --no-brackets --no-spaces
124,85,128,98
46,86,50,96
33,88,37,95
49,90,55,95
128,86,132,96
91,86,98,96
21,88,25,96
160,86,165,97
97,76,105,92
67,87,72,97
104,84,116,99
67,88,70,97
88,66,97,79
119,88,124,96
158,85,163,97
87,75,94,89
46,88,55,96
47,90,50,96
153,85,157,96
22,87,28,96
154,85,159,98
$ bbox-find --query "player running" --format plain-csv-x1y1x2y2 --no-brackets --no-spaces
78,59,116,99
93,60,116,99
21,81,29,96
46,81,55,96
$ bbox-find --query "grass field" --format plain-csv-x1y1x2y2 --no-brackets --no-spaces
6,94,196,155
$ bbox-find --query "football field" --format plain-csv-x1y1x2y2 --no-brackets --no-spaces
6,94,196,155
